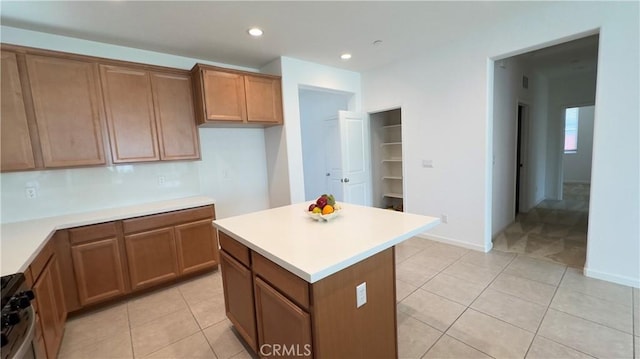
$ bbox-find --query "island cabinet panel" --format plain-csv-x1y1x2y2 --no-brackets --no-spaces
254,277,312,359
69,222,129,306
220,250,258,352
150,72,201,161
26,54,107,168
218,231,250,266
124,227,179,290
252,252,309,310
100,65,160,163
311,248,397,358
31,251,66,359
244,75,283,124
1,51,36,171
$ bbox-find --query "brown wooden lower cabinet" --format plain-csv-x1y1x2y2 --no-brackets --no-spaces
125,227,180,290
175,219,218,275
31,254,66,359
220,250,257,352
218,231,397,359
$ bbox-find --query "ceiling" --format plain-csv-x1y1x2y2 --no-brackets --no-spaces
1,1,560,72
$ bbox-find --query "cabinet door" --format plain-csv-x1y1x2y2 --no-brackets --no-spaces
125,227,179,290
1,52,36,171
254,277,312,358
100,65,159,163
244,75,283,124
220,250,257,352
202,70,247,122
32,256,65,359
175,219,218,275
150,72,200,160
26,55,106,167
71,237,127,306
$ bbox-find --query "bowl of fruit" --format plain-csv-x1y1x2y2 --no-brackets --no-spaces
306,194,341,221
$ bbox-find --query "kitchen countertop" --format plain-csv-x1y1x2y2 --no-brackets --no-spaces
213,203,440,283
0,196,216,276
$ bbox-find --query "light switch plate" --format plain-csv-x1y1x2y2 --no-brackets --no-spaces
356,282,367,308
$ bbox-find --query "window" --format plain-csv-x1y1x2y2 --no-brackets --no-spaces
564,107,579,153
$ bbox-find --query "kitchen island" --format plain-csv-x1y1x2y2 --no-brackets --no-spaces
213,203,440,358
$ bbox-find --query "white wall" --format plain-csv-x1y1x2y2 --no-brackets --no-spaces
491,57,533,236
563,106,595,183
0,27,270,222
299,89,349,201
265,57,362,206
363,2,639,287
546,72,597,199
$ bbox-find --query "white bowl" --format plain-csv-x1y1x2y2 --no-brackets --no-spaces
305,204,341,222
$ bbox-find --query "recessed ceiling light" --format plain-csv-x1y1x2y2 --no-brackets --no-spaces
248,28,263,37
340,53,352,60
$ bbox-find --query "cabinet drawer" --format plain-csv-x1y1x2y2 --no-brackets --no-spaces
123,206,214,234
69,222,118,244
218,231,250,267
30,240,53,281
252,252,309,310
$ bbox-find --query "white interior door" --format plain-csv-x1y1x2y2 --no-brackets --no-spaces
322,111,369,205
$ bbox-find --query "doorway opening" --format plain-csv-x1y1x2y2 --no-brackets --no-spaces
492,34,599,269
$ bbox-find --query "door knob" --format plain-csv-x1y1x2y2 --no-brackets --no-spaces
326,173,330,176
344,178,350,183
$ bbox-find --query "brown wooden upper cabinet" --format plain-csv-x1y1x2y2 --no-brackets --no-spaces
101,65,201,163
26,54,107,168
1,51,36,171
191,64,283,126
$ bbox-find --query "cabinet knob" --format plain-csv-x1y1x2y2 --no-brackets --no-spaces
326,173,330,176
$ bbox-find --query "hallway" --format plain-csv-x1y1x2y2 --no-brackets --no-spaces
493,183,590,268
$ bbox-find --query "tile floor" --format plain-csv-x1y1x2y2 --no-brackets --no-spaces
59,236,639,359
493,183,590,268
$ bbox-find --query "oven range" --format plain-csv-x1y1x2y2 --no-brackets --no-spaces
1,273,35,359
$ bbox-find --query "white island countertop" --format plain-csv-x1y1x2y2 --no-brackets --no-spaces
1,196,215,276
213,203,440,283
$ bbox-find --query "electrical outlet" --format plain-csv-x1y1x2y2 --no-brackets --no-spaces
422,159,433,168
25,187,37,199
441,214,448,224
158,176,166,185
356,282,367,308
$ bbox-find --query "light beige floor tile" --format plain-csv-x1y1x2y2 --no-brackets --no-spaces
231,349,256,359
397,311,442,358
404,236,436,249
396,260,440,287
397,279,418,302
503,255,566,286
203,319,246,359
470,288,546,332
396,243,424,263
526,336,594,359
490,272,556,306
441,261,501,287
189,293,228,329
398,289,466,331
560,267,633,307
551,287,633,334
131,307,200,357
423,334,492,359
144,332,216,358
458,249,516,270
421,273,485,306
60,303,130,354
403,250,460,271
178,271,225,306
59,329,132,359
538,309,633,359
447,309,534,359
128,287,190,328
422,241,469,260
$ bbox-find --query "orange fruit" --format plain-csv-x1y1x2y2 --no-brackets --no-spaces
322,204,334,215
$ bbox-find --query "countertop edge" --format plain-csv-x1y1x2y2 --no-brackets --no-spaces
214,219,440,283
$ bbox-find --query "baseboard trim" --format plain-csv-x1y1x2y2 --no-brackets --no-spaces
417,233,490,252
563,180,591,184
583,267,640,288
